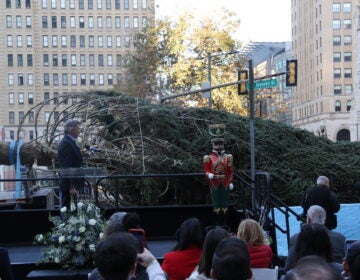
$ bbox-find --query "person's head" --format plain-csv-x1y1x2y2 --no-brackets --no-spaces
174,217,203,251
64,119,81,138
103,212,127,239
295,224,333,263
237,218,267,246
343,241,360,280
198,227,231,277
306,205,326,225
212,140,225,154
122,212,141,231
316,176,330,188
211,237,251,280
285,255,342,280
94,232,137,280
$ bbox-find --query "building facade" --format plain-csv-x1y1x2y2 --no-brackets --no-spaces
0,0,155,142
291,0,358,141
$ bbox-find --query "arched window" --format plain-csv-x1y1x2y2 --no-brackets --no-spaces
347,100,352,111
335,100,341,112
337,129,350,142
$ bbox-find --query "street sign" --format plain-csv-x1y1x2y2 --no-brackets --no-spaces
247,79,278,90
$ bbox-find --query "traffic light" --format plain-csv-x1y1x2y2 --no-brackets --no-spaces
286,59,298,86
238,70,248,95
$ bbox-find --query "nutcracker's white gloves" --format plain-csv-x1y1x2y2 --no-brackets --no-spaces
208,173,214,179
229,183,234,190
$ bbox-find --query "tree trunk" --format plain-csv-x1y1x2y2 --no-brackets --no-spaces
0,142,56,167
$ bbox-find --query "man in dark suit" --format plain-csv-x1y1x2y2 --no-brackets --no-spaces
0,247,14,280
284,205,345,272
57,119,83,208
301,176,340,230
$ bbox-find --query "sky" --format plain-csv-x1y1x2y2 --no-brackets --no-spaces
155,0,291,42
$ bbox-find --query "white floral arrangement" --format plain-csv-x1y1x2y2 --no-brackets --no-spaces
34,201,106,269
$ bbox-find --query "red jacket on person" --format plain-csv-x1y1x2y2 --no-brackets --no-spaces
161,245,202,280
247,244,273,268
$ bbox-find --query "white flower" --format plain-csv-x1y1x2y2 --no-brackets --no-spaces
36,234,44,242
55,257,60,263
88,219,97,226
70,202,76,212
73,236,81,242
87,204,93,213
60,206,67,213
77,202,84,209
89,244,96,252
75,244,83,251
99,232,104,239
58,236,65,243
79,226,86,233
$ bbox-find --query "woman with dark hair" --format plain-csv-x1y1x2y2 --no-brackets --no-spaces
161,217,203,280
286,224,342,276
187,227,230,280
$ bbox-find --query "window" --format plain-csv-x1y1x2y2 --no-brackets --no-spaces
43,35,49,47
18,54,23,66
344,52,352,62
133,0,138,9
7,35,13,47
332,19,340,29
52,16,57,28
9,92,14,104
16,16,22,28
71,74,77,85
70,35,76,47
115,16,121,28
332,3,340,13
61,35,67,47
88,17,94,28
71,54,76,66
343,3,351,13
107,54,113,66
8,73,14,85
98,54,104,66
107,36,112,47
18,92,24,104
54,111,60,122
72,96,77,105
116,36,121,47
43,74,49,85
142,0,147,9
17,35,22,47
124,16,130,28
26,0,30,8
142,17,147,27
125,36,130,47
27,35,32,47
98,36,103,47
54,92,59,104
44,92,50,103
344,68,352,78
97,16,103,28
53,54,58,66
88,0,93,9
70,16,75,28
334,85,342,95
106,16,112,28
29,130,34,140
106,0,111,9
116,54,122,66
69,0,75,8
99,74,104,85
344,19,351,29
108,74,113,85
28,73,33,85
6,16,12,28
89,36,95,47
334,68,341,79
18,73,24,85
79,16,85,28
45,112,50,122
61,16,66,28
8,54,13,66
53,73,59,86
26,16,32,27
51,0,57,8
335,100,341,112
43,54,49,66
79,0,84,9
27,54,33,66
89,54,95,66
97,0,102,9
9,131,15,140
42,16,48,28
81,73,86,85
124,0,129,9
133,17,139,28
19,112,25,123
62,73,68,85
80,36,85,47
6,0,11,8
90,74,95,85
344,84,352,95
333,52,341,62
28,92,34,104
52,35,58,47
347,100,352,111
115,0,120,9
60,0,66,8
62,54,67,66
9,112,15,124
80,54,86,66
344,35,352,45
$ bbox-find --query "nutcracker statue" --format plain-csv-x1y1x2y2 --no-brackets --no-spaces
203,124,233,222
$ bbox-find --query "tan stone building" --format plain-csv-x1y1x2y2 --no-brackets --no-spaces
291,0,358,141
0,0,155,142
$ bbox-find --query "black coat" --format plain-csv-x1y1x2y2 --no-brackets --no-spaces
301,184,340,230
0,248,14,280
